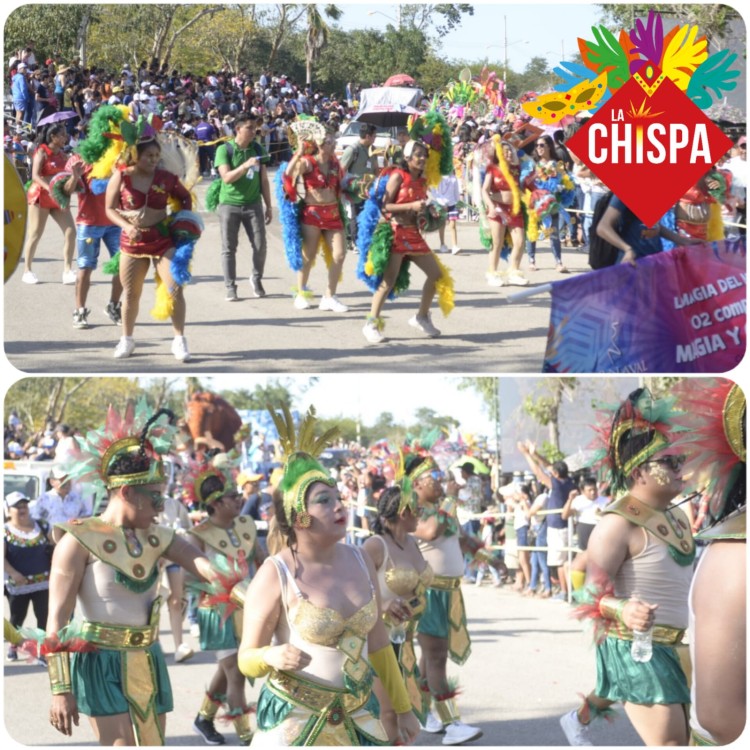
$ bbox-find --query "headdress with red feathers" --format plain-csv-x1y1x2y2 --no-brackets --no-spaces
64,399,177,512
590,388,687,496
181,454,239,509
672,379,745,524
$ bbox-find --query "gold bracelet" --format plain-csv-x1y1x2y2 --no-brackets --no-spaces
48,652,72,695
599,596,627,623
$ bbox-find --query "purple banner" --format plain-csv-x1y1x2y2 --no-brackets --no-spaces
543,242,747,373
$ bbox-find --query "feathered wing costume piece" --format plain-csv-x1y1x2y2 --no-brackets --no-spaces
589,388,687,497
62,399,177,513
274,164,304,272
188,550,250,627
672,379,746,525
268,405,340,526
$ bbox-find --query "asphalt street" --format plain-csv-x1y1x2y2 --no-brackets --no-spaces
3,581,644,747
3,171,593,374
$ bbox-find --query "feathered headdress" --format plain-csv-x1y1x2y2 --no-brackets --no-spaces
406,108,454,188
672,379,745,524
182,454,238,509
590,388,687,496
393,449,417,514
64,400,177,511
268,405,340,527
402,427,444,482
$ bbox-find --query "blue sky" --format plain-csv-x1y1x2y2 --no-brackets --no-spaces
335,2,605,71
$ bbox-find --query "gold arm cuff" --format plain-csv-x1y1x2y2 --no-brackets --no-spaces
607,623,686,646
430,575,462,591
79,620,159,649
48,652,72,695
230,579,249,609
599,596,627,623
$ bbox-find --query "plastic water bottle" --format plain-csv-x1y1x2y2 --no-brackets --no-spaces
389,622,406,645
631,627,653,663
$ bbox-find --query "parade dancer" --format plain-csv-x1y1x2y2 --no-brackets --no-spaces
478,135,529,287
278,120,349,312
100,108,203,360
40,401,223,745
408,452,484,745
358,110,455,344
185,457,265,746
363,475,434,740
52,117,125,329
674,380,746,746
237,406,419,745
561,388,694,747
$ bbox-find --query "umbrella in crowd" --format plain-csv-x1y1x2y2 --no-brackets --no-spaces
384,73,416,87
562,448,597,473
450,455,491,475
36,110,79,128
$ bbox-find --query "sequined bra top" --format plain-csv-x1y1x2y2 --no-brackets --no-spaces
374,536,433,608
271,550,377,647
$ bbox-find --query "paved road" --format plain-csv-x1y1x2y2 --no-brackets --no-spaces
3,172,592,374
4,581,643,746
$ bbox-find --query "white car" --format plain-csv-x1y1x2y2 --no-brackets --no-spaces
335,121,400,166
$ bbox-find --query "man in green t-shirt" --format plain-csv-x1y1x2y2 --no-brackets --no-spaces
214,113,273,300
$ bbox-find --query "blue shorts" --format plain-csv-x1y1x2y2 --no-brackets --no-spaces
76,224,122,269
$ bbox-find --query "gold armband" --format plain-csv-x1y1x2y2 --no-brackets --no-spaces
48,652,72,695
238,646,271,679
474,548,492,563
230,580,249,609
599,596,627,623
369,645,411,714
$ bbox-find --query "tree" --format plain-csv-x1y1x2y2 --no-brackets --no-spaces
522,378,579,456
400,4,475,38
597,4,743,51
304,4,342,86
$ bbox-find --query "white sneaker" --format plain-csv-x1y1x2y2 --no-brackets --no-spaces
319,296,348,313
421,711,444,734
506,272,530,286
174,643,195,663
21,271,38,284
172,336,191,362
62,269,77,285
560,709,593,746
486,271,505,287
437,244,449,254
451,246,462,255
293,293,311,310
443,720,483,745
113,336,135,359
408,313,441,337
190,623,200,637
363,319,385,344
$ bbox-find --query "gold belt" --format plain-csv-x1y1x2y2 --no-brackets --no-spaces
607,623,686,646
429,575,462,591
268,671,369,715
79,620,159,649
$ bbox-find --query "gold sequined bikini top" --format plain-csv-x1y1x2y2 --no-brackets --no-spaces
385,562,434,597
272,552,378,647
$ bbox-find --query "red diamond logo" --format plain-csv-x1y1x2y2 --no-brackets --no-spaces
567,62,733,227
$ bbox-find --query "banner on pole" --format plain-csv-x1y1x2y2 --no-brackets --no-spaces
542,242,746,373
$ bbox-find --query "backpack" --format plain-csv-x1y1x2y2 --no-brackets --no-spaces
587,191,620,269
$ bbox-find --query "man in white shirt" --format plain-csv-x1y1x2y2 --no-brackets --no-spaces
30,468,91,528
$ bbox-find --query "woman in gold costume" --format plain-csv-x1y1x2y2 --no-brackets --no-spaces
237,407,420,746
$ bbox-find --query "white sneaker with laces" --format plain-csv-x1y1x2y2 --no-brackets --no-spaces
506,272,530,286
319,296,348,313
443,720,483,745
172,336,191,362
486,271,505,287
408,313,441,337
62,269,77,285
21,271,39,284
421,711,444,734
174,643,195,663
451,246,462,255
113,336,135,359
362,319,385,344
560,709,593,746
294,293,312,310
